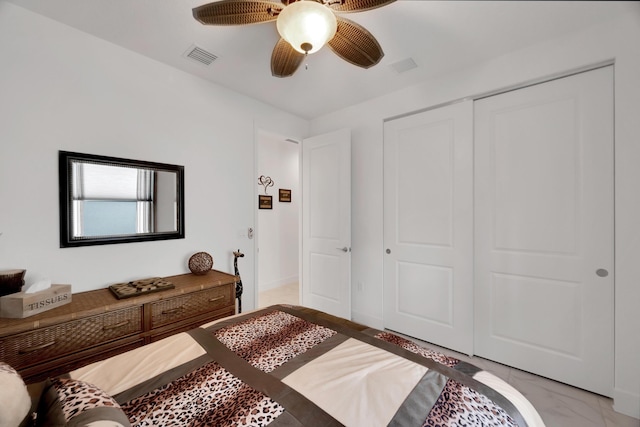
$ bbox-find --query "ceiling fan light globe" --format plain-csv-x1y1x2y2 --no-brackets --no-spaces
276,1,337,54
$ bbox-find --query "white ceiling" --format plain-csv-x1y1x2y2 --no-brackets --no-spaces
6,0,637,119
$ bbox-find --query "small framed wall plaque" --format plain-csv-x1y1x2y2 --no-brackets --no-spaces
259,195,272,209
279,189,292,203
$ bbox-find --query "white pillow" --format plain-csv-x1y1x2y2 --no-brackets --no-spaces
0,362,31,427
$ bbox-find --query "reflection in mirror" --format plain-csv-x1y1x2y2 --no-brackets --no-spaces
60,151,184,247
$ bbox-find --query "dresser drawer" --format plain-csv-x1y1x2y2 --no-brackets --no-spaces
0,306,142,369
149,285,232,329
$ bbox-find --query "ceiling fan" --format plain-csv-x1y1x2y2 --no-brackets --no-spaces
192,0,397,77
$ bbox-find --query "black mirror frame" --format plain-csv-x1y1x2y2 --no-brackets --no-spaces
59,151,185,248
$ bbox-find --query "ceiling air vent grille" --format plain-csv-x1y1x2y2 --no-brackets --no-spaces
184,45,218,66
389,57,418,74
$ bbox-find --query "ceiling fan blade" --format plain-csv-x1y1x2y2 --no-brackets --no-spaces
328,0,396,14
328,16,384,69
193,0,282,26
271,38,305,77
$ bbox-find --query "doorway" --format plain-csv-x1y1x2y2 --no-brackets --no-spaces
256,130,300,308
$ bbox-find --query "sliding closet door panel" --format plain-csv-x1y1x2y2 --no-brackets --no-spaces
384,101,473,355
474,66,614,396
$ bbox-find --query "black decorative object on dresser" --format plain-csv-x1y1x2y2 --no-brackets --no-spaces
0,270,235,384
0,269,26,297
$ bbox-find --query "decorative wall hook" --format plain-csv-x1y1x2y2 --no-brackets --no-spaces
258,175,274,194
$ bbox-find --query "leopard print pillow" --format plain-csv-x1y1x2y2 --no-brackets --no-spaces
38,378,130,427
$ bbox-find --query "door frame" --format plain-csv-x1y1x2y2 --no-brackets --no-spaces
253,128,303,311
253,127,351,317
385,60,614,124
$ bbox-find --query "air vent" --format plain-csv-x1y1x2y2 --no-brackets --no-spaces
389,57,418,74
183,45,218,66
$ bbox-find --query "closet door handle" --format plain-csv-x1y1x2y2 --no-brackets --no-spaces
596,269,609,277
337,247,350,253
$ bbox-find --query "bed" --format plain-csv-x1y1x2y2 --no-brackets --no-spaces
6,305,545,427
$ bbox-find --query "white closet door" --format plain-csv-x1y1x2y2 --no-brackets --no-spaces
474,67,614,396
383,101,473,355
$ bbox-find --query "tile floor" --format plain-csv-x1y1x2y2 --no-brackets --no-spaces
258,282,300,308
258,283,639,427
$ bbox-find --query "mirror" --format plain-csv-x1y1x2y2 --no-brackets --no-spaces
59,151,185,247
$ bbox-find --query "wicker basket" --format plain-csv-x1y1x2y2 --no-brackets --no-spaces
188,252,213,275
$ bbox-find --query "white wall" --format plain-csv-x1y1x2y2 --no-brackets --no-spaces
257,132,300,291
2,0,638,418
310,10,640,418
0,2,309,313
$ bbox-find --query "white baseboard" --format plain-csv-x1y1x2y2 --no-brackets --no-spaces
258,275,298,292
614,388,640,419
351,310,383,330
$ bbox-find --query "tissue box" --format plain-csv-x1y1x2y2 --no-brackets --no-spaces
0,284,71,318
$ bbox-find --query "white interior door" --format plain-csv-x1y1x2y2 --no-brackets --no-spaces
383,101,474,355
474,66,614,396
301,129,351,319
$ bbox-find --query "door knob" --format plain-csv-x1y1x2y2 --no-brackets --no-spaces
386,249,391,254
336,247,349,252
596,269,609,277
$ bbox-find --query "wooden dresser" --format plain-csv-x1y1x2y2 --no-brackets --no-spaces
0,270,236,384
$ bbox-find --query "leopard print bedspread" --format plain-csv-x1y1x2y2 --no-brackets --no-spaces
122,361,284,427
104,307,533,427
214,310,336,373
374,332,460,368
375,332,519,427
424,379,517,427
